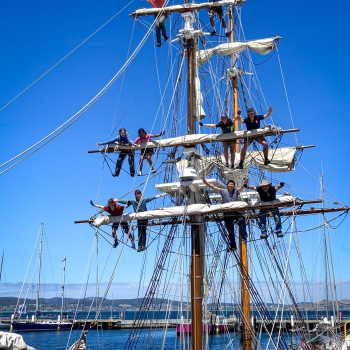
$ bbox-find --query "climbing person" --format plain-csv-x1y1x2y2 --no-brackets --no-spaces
90,198,135,249
116,191,166,252
244,179,285,239
134,128,165,176
208,0,231,37
199,113,235,168
201,177,248,251
235,106,273,169
97,128,135,177
154,13,169,47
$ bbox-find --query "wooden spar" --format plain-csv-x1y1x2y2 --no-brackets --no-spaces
129,0,244,18
73,205,348,226
87,127,300,153
74,199,328,224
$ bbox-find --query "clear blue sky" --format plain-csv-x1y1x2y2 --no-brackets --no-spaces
0,0,349,300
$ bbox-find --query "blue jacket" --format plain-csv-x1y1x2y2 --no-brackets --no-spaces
118,196,157,213
100,133,134,146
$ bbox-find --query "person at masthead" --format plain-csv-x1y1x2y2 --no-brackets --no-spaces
235,106,273,169
208,0,231,37
244,179,285,239
199,113,235,168
154,14,169,47
90,198,135,249
201,177,248,251
97,128,135,177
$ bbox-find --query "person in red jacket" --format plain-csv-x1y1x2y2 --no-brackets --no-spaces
90,198,135,249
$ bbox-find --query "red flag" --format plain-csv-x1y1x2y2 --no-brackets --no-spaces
147,0,166,8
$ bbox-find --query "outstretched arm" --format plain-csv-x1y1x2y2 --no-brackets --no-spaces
275,182,285,191
234,115,244,124
201,177,221,193
198,121,216,127
151,131,165,138
237,178,249,194
90,200,104,210
243,178,257,191
263,106,273,119
97,135,119,146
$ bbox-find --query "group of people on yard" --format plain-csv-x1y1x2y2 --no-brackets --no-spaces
94,106,283,252
202,177,285,251
91,191,165,252
200,106,273,169
97,128,165,177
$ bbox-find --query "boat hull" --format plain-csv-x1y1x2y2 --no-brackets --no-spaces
12,321,73,332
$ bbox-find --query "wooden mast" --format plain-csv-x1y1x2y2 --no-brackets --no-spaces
228,7,240,154
229,6,252,350
186,13,203,350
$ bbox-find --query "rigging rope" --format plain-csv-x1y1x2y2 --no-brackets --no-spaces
0,1,135,113
0,14,154,176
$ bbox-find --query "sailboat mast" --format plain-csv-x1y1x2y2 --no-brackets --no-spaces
0,252,4,282
228,6,252,350
187,35,204,350
228,6,240,153
61,258,66,320
320,172,329,320
36,223,44,321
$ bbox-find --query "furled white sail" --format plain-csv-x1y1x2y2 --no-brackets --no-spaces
131,0,243,17
197,37,281,66
199,147,296,176
105,125,292,151
195,76,205,120
248,196,296,208
93,202,248,227
0,332,36,350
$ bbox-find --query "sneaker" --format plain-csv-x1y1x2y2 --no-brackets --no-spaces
112,172,118,177
164,36,169,41
151,168,157,174
260,233,268,239
225,31,232,38
236,163,243,170
264,158,271,165
112,239,119,248
231,165,235,169
276,231,283,238
225,163,229,168
131,243,136,249
210,30,217,36
137,172,142,176
155,42,161,47
130,173,135,177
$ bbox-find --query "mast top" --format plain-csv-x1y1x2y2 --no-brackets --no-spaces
129,0,245,18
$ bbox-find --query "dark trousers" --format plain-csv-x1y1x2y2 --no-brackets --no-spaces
137,219,148,248
115,152,135,176
156,26,167,44
223,214,247,249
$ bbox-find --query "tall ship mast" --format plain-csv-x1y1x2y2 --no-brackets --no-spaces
72,1,349,349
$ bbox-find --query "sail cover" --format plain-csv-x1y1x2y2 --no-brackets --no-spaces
0,331,36,350
199,147,296,175
93,202,248,227
197,37,281,66
131,1,242,17
106,125,291,150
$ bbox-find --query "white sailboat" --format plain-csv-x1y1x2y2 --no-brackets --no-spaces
11,224,74,332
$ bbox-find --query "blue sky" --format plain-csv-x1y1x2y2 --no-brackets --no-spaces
0,0,349,301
